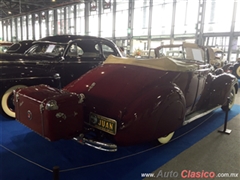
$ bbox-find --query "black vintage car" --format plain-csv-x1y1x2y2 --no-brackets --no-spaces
229,60,240,79
0,35,122,118
221,60,240,79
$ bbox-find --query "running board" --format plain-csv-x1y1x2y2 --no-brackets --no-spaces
183,106,221,125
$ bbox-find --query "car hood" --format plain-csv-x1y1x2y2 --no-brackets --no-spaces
64,63,179,118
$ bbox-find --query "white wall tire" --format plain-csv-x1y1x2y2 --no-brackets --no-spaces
158,131,174,144
1,85,27,118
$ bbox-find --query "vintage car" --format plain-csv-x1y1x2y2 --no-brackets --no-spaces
14,42,238,152
150,45,240,79
153,46,226,67
218,59,240,79
0,35,122,118
228,58,240,79
229,63,240,79
204,47,240,79
5,40,34,54
233,58,240,79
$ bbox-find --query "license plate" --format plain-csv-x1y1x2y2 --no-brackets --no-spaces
89,113,117,135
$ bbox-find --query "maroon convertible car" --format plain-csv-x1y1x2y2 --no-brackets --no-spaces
14,42,238,152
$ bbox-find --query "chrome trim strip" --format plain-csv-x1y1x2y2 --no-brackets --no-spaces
183,106,221,125
0,76,60,81
73,134,117,152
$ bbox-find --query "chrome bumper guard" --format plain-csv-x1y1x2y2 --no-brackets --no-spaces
73,134,117,152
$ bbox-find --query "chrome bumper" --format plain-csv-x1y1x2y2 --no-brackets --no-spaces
73,134,117,152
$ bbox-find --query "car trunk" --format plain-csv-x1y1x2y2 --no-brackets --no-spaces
64,64,177,121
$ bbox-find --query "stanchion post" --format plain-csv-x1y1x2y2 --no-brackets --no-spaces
53,166,60,180
218,97,232,134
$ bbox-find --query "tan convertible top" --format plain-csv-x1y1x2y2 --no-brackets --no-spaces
104,55,198,72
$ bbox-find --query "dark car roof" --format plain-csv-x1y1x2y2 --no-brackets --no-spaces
38,35,113,44
6,40,34,53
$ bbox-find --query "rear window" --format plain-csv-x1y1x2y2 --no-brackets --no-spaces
7,43,20,52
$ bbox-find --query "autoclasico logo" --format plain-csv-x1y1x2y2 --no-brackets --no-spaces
154,170,215,178
181,170,215,178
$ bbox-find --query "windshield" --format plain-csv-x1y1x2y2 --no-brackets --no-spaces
25,43,66,56
154,43,206,63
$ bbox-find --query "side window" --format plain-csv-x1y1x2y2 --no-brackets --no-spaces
25,45,38,54
26,44,48,54
7,43,20,52
79,43,100,58
66,44,83,58
102,44,115,58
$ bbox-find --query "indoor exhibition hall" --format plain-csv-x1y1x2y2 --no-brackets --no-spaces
0,0,240,180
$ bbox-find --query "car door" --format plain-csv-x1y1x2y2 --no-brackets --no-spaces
23,42,62,72
190,64,211,112
175,63,211,115
56,40,110,87
182,43,211,114
175,71,199,115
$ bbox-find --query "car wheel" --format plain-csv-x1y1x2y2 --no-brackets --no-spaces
158,131,174,144
221,86,236,111
1,85,27,118
233,64,240,79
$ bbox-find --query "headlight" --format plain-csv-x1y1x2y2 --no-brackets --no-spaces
45,100,59,110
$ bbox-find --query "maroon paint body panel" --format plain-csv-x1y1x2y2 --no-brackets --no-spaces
15,84,84,141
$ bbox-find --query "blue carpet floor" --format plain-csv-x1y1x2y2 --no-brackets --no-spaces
0,105,240,180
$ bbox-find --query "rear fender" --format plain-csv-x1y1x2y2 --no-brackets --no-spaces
152,88,186,140
114,83,186,145
208,73,238,107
